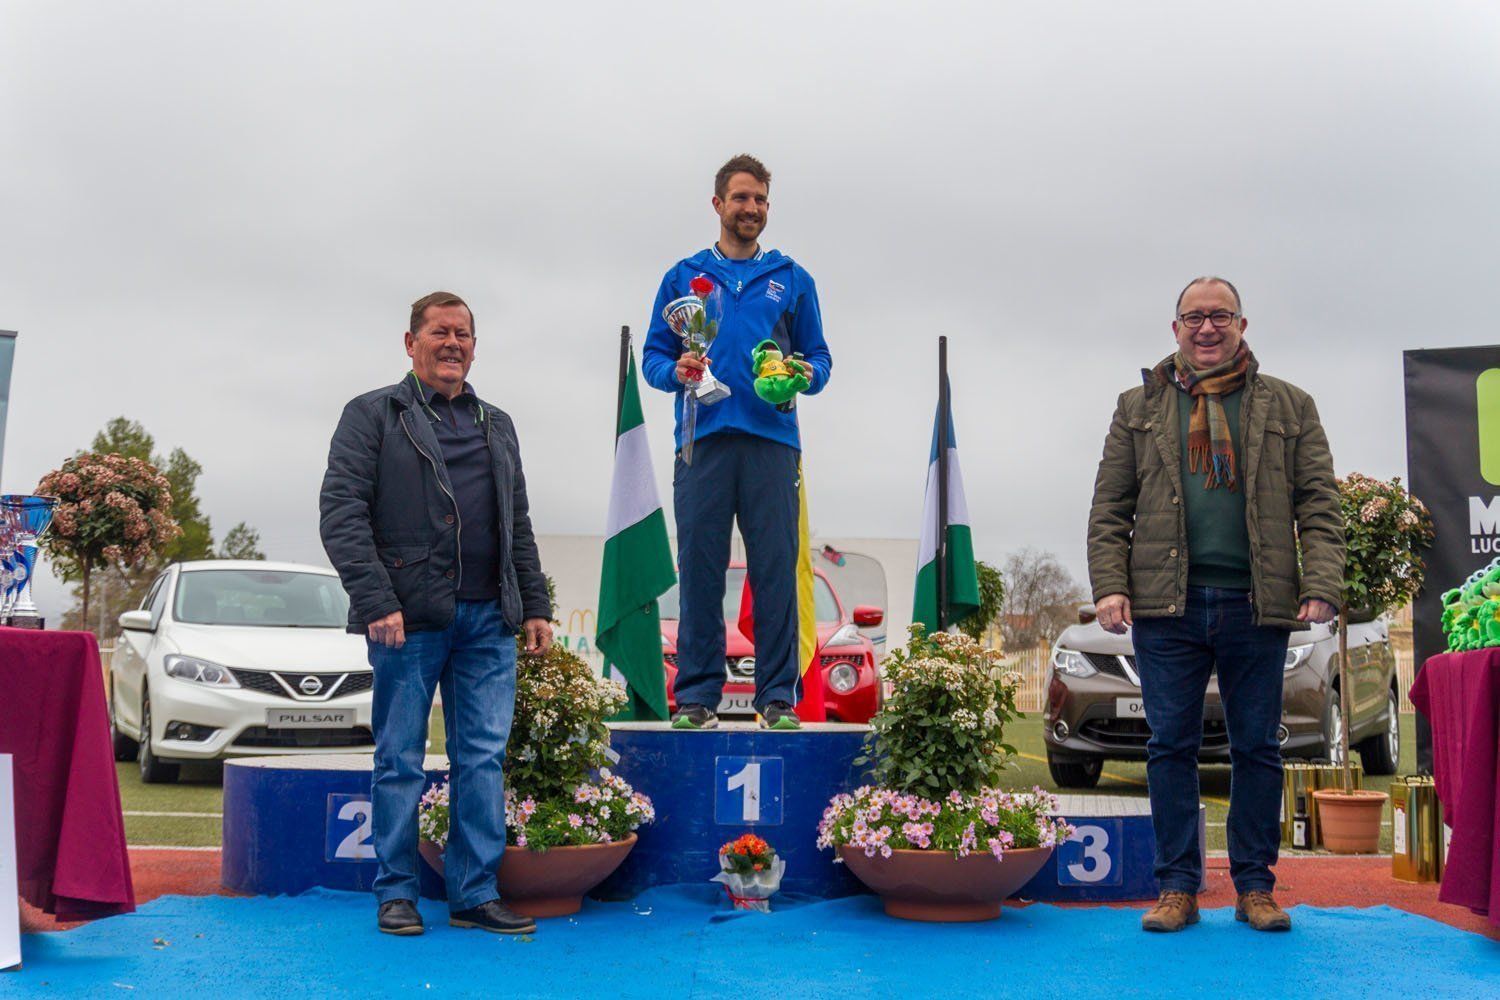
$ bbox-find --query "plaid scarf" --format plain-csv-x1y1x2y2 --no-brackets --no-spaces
1172,344,1250,491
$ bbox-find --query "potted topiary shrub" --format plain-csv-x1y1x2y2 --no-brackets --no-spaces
817,628,1073,921
1313,474,1433,853
419,641,655,916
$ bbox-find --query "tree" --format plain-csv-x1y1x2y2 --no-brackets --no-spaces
87,418,214,562
38,453,181,627
1000,547,1087,648
218,522,266,560
52,417,261,636
954,559,1005,643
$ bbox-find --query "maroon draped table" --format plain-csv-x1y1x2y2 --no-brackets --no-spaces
1409,647,1500,928
0,627,135,920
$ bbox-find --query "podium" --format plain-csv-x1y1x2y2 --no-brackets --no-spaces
222,754,447,896
599,722,871,898
1018,795,1207,901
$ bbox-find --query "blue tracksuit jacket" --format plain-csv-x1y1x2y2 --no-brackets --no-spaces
642,246,831,452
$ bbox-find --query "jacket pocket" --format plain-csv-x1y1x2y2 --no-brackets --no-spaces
1263,420,1300,478
377,544,430,571
1125,416,1157,473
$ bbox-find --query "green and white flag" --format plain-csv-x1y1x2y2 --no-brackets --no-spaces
597,349,676,720
913,380,980,632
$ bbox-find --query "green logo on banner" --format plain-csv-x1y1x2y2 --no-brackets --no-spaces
1479,369,1500,486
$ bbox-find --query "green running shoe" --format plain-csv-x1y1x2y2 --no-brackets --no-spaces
671,704,719,730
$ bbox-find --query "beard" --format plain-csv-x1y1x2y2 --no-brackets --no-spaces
730,215,764,241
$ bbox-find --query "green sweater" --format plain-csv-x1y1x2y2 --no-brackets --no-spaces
1176,388,1253,590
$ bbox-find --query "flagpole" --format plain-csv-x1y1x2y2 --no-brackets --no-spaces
616,326,630,442
936,335,950,632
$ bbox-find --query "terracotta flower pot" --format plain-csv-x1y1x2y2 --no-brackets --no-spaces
837,845,1053,922
419,834,637,918
1312,789,1388,854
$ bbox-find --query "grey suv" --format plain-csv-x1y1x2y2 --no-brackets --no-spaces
1041,609,1400,787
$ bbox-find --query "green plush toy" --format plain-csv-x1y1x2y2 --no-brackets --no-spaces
751,340,810,407
1440,588,1463,641
1480,599,1500,647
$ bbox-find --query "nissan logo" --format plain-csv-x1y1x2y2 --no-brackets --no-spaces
299,675,324,695
738,657,756,675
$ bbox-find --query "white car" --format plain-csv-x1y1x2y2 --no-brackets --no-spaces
109,560,376,782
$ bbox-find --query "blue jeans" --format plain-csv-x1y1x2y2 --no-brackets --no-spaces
367,599,516,911
1132,586,1289,895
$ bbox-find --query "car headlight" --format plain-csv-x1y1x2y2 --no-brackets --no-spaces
823,623,863,648
1284,645,1312,672
163,654,241,688
1051,648,1098,678
827,662,860,693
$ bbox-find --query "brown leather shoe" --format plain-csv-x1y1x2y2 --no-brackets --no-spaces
1236,890,1291,931
1141,891,1200,932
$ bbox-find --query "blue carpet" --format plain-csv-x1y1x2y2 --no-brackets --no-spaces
6,887,1497,999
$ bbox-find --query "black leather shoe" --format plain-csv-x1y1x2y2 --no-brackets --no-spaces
449,899,537,935
378,899,424,936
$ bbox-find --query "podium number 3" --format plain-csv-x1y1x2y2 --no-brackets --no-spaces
726,762,762,822
1066,824,1113,883
335,800,376,860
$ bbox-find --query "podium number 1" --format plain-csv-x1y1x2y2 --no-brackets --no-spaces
715,756,783,825
726,762,762,821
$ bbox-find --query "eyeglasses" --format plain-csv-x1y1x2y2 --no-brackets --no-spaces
1176,310,1239,330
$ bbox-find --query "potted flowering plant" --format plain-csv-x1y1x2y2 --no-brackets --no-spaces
818,628,1073,921
1314,474,1433,852
711,834,785,912
419,641,656,916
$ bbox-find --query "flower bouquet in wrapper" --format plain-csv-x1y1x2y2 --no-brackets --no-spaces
712,833,785,912
661,274,728,464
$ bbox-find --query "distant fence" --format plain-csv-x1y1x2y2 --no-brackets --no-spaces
997,642,1051,714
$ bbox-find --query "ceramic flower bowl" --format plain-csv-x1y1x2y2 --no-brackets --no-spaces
420,834,637,918
837,844,1053,922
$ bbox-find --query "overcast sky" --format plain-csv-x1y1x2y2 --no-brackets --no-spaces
4,1,1499,615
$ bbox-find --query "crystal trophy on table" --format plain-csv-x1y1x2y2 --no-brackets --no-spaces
1,495,58,629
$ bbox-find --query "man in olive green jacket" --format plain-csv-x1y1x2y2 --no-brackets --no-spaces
1087,277,1344,934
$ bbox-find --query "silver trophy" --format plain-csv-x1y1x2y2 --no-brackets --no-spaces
1,494,58,629
663,279,730,465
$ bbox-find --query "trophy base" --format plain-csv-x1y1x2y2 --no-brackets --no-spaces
695,378,732,406
4,615,44,630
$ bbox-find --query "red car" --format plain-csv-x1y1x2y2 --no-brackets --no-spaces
659,562,885,722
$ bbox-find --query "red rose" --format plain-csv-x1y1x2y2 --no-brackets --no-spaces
689,276,714,297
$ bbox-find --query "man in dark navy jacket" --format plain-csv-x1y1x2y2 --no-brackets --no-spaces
642,155,833,731
320,291,552,937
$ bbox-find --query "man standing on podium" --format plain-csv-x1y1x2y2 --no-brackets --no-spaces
642,154,833,731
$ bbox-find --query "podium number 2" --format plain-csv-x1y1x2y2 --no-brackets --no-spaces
1066,824,1113,883
325,795,377,862
726,762,762,821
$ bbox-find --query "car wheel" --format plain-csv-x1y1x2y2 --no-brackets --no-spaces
1323,689,1347,766
1356,688,1401,776
109,688,139,762
1046,749,1103,789
138,690,180,784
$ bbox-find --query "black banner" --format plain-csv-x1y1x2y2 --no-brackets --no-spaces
1403,345,1500,770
